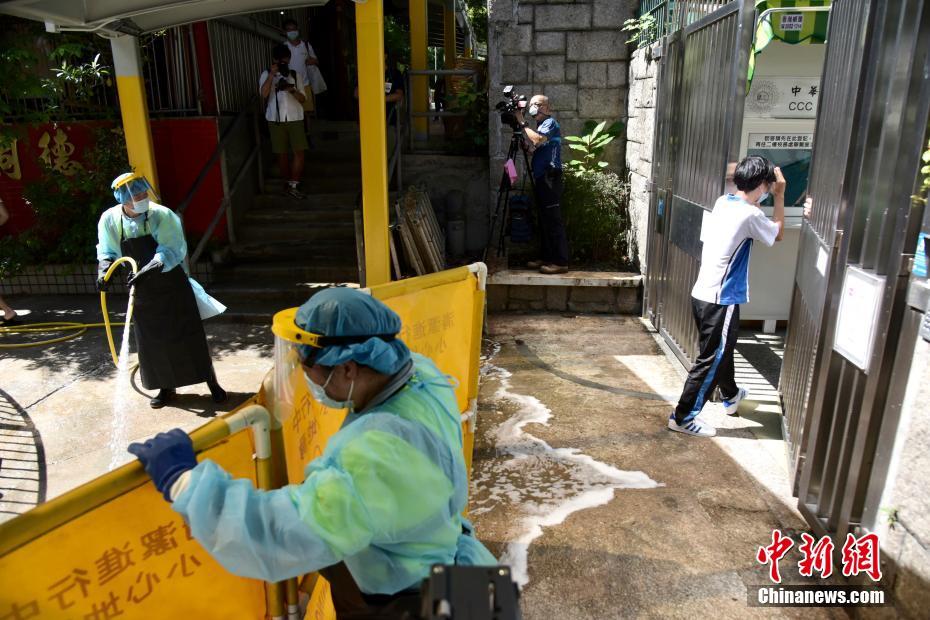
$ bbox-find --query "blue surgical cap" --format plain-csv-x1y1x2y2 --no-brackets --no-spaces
112,173,155,204
295,288,411,375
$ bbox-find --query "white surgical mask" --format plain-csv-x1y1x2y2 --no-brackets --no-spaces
304,368,354,411
286,30,299,40
131,198,150,214
528,104,540,117
758,192,770,204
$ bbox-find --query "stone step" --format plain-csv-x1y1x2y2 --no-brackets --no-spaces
264,177,359,194
210,284,359,324
242,208,355,225
237,221,355,243
250,192,358,211
230,239,357,263
216,261,358,283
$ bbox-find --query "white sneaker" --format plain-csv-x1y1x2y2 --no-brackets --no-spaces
722,387,748,416
668,414,717,437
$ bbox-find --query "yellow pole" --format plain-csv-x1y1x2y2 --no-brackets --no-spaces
110,35,159,191
444,0,457,70
409,0,429,141
356,0,391,286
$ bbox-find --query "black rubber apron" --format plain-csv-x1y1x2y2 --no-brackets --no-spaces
319,562,421,619
120,216,213,390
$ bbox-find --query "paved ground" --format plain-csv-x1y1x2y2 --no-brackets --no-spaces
3,298,848,617
0,294,274,518
470,313,847,619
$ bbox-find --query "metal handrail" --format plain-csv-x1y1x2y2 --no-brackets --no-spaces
405,67,477,153
179,96,263,265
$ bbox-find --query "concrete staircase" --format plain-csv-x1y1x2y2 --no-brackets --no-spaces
209,121,363,323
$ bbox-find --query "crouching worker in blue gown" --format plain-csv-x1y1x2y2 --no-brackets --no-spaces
127,288,498,618
97,173,227,409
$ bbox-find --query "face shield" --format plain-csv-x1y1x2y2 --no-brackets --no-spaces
112,173,158,214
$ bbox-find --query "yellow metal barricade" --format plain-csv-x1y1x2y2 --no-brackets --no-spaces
0,399,275,619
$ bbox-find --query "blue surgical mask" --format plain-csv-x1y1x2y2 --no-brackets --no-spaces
286,30,299,41
758,192,770,204
304,368,354,411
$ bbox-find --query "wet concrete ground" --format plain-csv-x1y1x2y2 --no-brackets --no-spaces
471,313,846,619
0,295,273,518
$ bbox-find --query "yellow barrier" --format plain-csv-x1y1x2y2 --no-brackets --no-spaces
0,265,488,619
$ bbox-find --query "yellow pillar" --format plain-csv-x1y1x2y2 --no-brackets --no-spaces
110,35,159,190
444,0,457,70
409,0,429,141
356,0,391,286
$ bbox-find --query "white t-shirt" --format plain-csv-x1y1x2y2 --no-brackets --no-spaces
691,194,780,305
285,39,328,95
259,70,305,122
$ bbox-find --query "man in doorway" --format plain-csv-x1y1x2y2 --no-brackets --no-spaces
353,52,405,159
260,44,308,199
515,95,569,275
668,156,786,437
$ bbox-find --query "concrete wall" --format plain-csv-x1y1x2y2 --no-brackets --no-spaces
871,331,930,619
625,46,657,272
402,154,490,256
487,0,638,186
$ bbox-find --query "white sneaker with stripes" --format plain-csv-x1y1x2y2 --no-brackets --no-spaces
668,413,717,437
722,387,748,416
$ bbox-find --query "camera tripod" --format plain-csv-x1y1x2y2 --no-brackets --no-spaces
484,128,536,262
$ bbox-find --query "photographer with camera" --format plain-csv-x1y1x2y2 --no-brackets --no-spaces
513,95,569,275
260,44,308,199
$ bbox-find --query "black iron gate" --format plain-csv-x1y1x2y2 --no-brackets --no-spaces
643,0,755,366
785,0,930,541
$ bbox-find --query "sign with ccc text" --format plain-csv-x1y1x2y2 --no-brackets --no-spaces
747,77,820,118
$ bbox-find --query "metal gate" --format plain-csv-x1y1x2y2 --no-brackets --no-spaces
783,0,930,541
644,0,755,365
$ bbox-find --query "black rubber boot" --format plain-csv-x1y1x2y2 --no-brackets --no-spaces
150,389,175,409
208,380,227,404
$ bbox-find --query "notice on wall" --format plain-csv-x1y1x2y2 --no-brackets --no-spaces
749,133,813,150
833,266,885,373
747,77,820,118
780,13,805,31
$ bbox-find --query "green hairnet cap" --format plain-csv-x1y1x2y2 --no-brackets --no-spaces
295,288,411,375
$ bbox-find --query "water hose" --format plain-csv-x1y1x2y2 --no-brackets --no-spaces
101,257,138,366
0,257,138,367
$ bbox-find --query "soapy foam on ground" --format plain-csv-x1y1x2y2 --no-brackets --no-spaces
472,341,660,587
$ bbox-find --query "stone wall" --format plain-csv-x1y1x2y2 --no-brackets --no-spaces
402,154,490,257
487,0,638,186
872,334,930,618
625,46,657,272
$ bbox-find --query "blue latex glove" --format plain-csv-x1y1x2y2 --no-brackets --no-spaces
127,428,197,502
127,256,163,287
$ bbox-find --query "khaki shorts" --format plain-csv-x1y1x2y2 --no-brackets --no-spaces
268,120,308,154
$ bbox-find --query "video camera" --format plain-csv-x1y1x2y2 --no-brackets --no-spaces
495,85,527,132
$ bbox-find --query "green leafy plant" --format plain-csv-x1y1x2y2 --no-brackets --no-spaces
622,14,658,49
447,78,489,154
0,126,129,275
564,120,624,175
912,132,930,207
562,169,636,267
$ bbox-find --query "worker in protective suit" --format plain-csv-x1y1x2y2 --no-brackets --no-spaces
97,173,227,408
127,288,497,618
